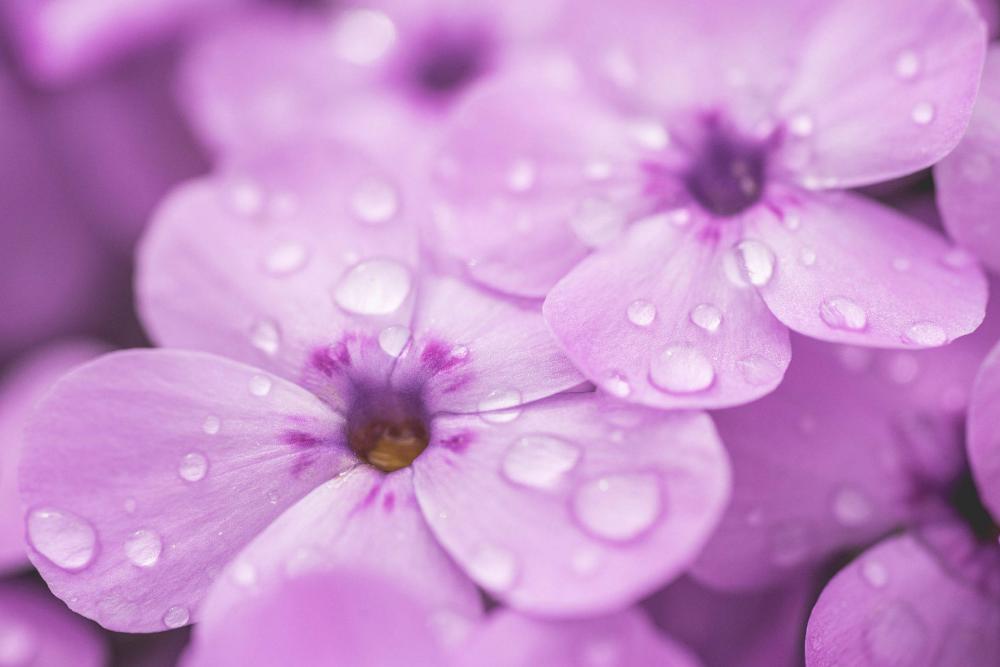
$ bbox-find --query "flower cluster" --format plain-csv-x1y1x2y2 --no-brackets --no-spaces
2,0,1000,665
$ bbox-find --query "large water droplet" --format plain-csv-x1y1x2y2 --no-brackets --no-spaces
163,606,190,629
649,345,715,394
831,487,873,526
468,546,517,591
333,259,412,315
262,242,309,276
911,102,935,125
124,529,163,568
27,509,97,571
478,389,523,423
572,473,661,541
501,435,581,490
733,240,776,286
820,297,868,331
249,375,273,397
179,453,208,482
249,320,281,356
202,416,221,435
351,178,399,224
690,304,722,333
862,601,927,667
903,322,947,347
378,326,410,358
626,299,656,327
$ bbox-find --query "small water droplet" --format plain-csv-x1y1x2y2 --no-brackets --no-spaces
894,50,920,80
501,434,581,490
333,259,412,315
690,304,722,333
330,9,397,65
27,509,97,571
228,181,263,216
603,372,631,398
573,473,661,541
506,159,536,193
831,487,873,526
584,160,612,181
903,322,947,347
788,112,814,137
665,208,692,226
800,248,817,266
629,119,669,150
249,375,273,397
231,560,258,587
249,320,281,356
911,102,935,125
649,345,715,394
862,601,927,667
732,240,776,286
626,299,656,327
163,606,190,629
202,416,221,435
820,297,868,331
377,326,410,357
351,178,399,224
262,242,309,276
468,546,517,591
179,453,208,482
737,355,782,386
861,560,889,588
124,529,162,568
478,389,523,423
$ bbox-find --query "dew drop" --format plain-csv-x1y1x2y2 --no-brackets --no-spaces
862,601,927,667
333,259,412,315
228,181,263,216
584,160,612,181
911,102,935,125
350,178,399,224
478,389,523,423
231,560,258,587
629,119,669,150
788,112,814,137
819,297,868,331
573,473,661,541
331,9,397,65
861,560,889,588
179,453,208,482
831,487,873,526
26,508,97,571
249,320,281,356
378,326,410,357
799,248,817,266
732,240,776,286
262,242,309,276
903,322,947,347
501,434,581,490
603,372,631,398
248,375,273,397
163,606,190,629
124,529,163,568
894,51,920,80
506,159,536,193
626,299,656,327
468,546,518,591
649,345,715,394
690,304,722,333
737,355,782,386
202,416,221,435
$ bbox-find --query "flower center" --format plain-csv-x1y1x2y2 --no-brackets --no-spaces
684,125,767,217
346,390,430,473
409,27,491,99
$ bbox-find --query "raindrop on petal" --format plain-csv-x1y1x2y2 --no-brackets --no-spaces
163,606,190,629
820,297,868,331
690,304,722,333
468,546,518,591
249,375,273,397
179,453,208,482
903,322,947,347
249,320,281,356
26,509,97,571
911,102,935,125
573,473,661,542
626,300,656,327
350,178,399,224
333,259,412,315
124,529,162,568
649,345,715,394
501,434,581,490
378,326,411,358
478,389,523,423
732,240,776,286
262,242,309,276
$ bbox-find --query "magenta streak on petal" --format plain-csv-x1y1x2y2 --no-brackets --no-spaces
438,431,474,454
282,430,323,447
420,339,470,375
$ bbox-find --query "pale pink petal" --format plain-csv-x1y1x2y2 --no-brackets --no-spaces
462,607,702,667
186,570,447,667
752,189,986,349
806,531,1000,667
413,393,730,615
777,0,986,186
544,214,791,410
0,340,106,573
935,46,1000,273
390,275,583,415
197,466,481,638
20,350,354,631
969,339,1000,520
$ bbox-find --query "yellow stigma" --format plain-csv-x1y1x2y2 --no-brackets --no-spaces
349,418,429,472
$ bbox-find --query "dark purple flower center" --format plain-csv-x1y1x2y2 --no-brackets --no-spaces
409,27,492,99
346,388,430,472
948,471,1000,544
684,127,768,217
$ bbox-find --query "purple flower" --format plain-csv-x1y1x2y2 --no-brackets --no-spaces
177,0,565,158
428,0,989,410
19,141,731,632
184,569,700,667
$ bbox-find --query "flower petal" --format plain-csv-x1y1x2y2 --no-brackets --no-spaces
20,349,353,631
197,466,481,636
806,531,1000,667
935,45,1000,273
413,393,730,615
778,0,986,186
186,570,447,667
969,340,1000,520
462,607,702,667
752,189,986,349
544,214,791,409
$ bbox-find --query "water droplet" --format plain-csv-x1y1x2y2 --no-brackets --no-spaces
350,178,399,224
788,112,814,137
249,320,280,356
163,606,190,629
124,529,162,568
737,355,782,386
570,198,625,247
501,434,581,490
468,546,517,590
690,304,722,333
262,242,309,276
894,51,920,80
783,212,802,230
378,326,410,357
768,521,811,568
249,375,273,397
820,297,868,331
832,487,873,526
231,560,258,587
202,416,221,436
333,259,412,315
478,389,523,423
179,453,208,482
26,508,97,571
506,159,536,193
911,102,935,125
665,208,692,226
861,560,889,588
862,601,927,667
903,322,947,347
626,299,656,327
732,240,776,286
584,160,612,181
800,248,817,266
649,345,715,394
330,9,397,65
630,119,669,150
228,181,263,216
572,473,661,541
603,372,631,398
